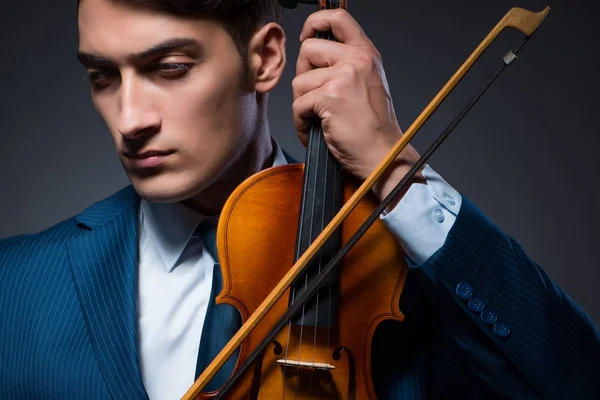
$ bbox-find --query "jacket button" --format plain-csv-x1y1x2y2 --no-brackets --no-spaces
493,322,511,339
455,282,473,300
480,309,498,325
468,296,485,313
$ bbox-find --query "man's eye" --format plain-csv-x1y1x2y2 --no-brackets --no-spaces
85,71,116,90
83,63,193,90
152,63,193,78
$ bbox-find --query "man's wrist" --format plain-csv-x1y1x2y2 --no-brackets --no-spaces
371,160,427,213
379,164,462,265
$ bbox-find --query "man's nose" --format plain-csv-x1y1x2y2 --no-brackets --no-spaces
116,74,161,138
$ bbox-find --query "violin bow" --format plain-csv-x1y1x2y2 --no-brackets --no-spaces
182,5,551,399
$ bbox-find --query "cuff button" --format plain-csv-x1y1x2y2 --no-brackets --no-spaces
493,322,511,339
468,296,485,313
456,282,473,300
481,309,498,325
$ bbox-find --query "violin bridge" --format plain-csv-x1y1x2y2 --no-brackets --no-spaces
276,359,336,371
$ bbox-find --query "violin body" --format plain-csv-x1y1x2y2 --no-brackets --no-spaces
200,164,408,399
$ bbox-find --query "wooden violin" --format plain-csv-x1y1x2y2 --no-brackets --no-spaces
183,2,551,399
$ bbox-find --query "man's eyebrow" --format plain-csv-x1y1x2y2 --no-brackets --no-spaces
134,38,202,60
77,38,202,67
77,52,113,67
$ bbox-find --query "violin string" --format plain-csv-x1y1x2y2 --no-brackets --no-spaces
314,4,334,397
307,7,339,396
295,263,308,399
325,138,337,370
307,128,330,398
282,288,294,399
213,31,534,399
289,116,323,399
320,4,338,397
299,119,324,399
303,4,338,398
283,128,316,399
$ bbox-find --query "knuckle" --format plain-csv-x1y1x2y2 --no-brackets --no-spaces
325,81,343,100
332,9,347,20
298,41,306,57
356,50,378,71
298,38,317,58
298,39,310,55
292,98,306,116
302,37,318,48
373,47,382,60
357,51,374,66
339,63,358,80
291,75,301,90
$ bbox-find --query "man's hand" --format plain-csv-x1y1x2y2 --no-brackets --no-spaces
292,9,425,205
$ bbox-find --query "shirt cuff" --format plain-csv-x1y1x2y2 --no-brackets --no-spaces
380,164,462,266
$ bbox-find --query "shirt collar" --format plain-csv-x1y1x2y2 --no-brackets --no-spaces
140,139,289,273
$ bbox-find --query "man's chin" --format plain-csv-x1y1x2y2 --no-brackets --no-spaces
130,179,199,204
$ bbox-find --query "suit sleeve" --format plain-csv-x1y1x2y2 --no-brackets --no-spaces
380,165,600,399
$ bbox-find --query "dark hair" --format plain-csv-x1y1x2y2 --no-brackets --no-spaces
78,0,284,61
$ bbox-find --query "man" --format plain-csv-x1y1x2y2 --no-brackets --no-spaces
0,0,598,399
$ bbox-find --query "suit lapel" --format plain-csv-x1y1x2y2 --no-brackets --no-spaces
67,186,148,400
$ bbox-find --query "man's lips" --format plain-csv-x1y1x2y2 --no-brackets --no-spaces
124,150,174,159
124,150,175,168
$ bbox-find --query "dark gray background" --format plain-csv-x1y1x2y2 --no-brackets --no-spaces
1,0,599,325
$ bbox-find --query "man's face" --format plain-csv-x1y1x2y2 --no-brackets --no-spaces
78,0,259,204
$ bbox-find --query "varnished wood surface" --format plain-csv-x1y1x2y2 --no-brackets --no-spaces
195,165,407,398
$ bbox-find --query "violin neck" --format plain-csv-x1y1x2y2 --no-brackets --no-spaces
294,0,345,262
289,0,347,328
291,121,342,328
295,122,343,259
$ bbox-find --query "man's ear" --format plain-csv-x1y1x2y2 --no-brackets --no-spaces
246,22,286,94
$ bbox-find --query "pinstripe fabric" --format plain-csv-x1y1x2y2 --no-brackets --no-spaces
0,219,113,398
1,182,599,399
411,202,600,399
0,186,146,399
67,203,148,399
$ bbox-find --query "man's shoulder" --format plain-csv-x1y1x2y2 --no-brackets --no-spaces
0,218,80,277
0,185,139,264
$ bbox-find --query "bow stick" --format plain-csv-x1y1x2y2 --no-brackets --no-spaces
182,5,551,399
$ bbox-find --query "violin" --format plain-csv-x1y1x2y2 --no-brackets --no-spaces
183,2,551,399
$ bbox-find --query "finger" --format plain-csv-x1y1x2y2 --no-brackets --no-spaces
292,86,330,140
296,38,359,76
292,66,339,100
300,9,368,46
297,130,309,148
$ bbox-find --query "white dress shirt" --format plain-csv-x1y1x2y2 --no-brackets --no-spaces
136,140,462,399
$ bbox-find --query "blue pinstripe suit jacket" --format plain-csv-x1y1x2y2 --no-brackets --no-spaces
1,183,599,399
